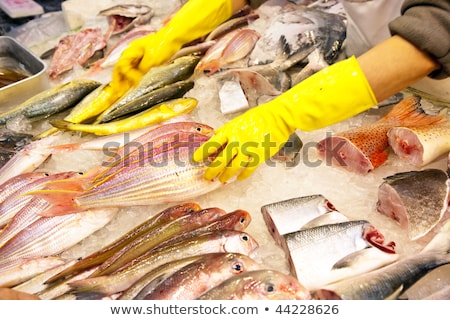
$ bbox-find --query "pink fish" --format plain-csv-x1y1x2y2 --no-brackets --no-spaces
47,28,108,78
194,28,260,76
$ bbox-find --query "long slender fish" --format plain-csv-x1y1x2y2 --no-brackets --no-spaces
32,135,223,217
50,97,198,136
376,169,449,241
316,97,444,174
0,79,101,125
96,80,194,123
196,269,311,300
94,207,228,276
102,55,200,118
144,252,263,300
67,230,259,297
387,118,450,167
312,219,450,300
45,203,200,284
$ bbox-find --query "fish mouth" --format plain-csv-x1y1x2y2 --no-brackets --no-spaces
316,136,374,174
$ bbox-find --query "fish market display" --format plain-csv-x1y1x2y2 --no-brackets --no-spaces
196,269,311,300
0,79,101,126
387,118,450,167
313,219,450,300
376,169,450,241
0,0,449,301
99,4,154,35
316,97,444,174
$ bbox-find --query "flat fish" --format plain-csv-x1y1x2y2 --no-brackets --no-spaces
316,97,444,175
387,118,450,167
376,169,450,241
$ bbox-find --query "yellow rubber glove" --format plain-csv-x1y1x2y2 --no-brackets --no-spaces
111,0,234,92
193,56,378,183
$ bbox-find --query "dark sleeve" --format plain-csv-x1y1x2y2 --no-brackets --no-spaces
388,0,450,78
246,0,268,9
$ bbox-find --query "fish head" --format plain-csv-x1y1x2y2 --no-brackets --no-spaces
222,231,259,255
247,270,311,300
221,253,264,276
316,136,374,174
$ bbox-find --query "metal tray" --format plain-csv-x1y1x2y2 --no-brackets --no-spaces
0,36,48,111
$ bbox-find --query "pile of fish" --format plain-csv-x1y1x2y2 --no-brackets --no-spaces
316,96,450,241
5,202,310,300
261,194,450,299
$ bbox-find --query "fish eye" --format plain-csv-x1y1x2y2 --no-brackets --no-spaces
196,126,202,132
266,283,275,293
241,234,249,241
240,217,246,224
231,261,244,274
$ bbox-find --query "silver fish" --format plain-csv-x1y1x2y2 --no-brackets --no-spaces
261,194,338,243
281,220,396,290
313,219,450,300
376,169,450,241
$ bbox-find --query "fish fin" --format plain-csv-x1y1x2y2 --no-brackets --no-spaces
49,120,74,130
385,285,404,300
68,276,109,295
26,189,82,217
384,96,444,126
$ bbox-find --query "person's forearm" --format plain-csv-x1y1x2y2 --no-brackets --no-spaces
232,0,248,12
357,35,440,102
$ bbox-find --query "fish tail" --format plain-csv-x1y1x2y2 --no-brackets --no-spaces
384,96,443,126
26,189,83,217
68,276,110,295
49,120,74,130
